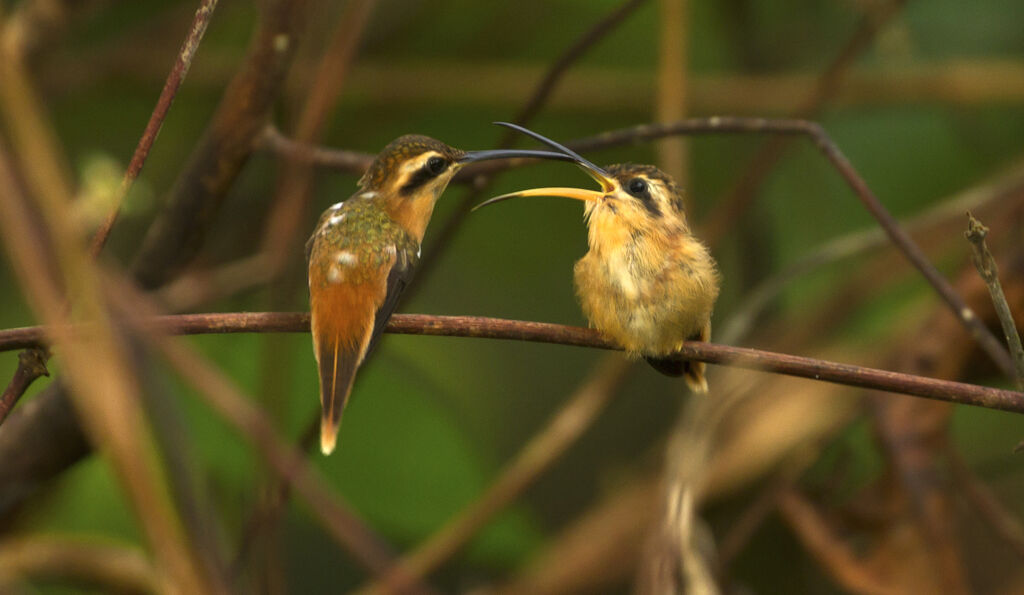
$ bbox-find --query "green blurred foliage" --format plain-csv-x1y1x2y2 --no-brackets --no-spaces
2,0,1024,592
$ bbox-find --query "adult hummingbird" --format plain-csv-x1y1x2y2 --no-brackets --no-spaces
308,134,566,454
476,123,720,392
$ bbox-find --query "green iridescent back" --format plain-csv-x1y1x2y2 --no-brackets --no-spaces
308,195,419,288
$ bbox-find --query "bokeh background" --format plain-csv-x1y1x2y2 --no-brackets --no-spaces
1,0,1024,593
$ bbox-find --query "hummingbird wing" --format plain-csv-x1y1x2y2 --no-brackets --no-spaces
365,243,417,357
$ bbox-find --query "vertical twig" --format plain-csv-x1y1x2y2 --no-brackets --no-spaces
0,138,220,593
89,0,220,257
965,212,1024,389
259,0,378,272
654,0,689,193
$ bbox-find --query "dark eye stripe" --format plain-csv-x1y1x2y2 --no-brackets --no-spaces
400,156,449,195
639,195,661,217
624,176,661,217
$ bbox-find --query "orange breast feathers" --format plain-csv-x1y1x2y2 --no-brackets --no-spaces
309,279,384,366
308,252,394,455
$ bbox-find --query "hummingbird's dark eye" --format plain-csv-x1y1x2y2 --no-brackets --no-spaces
425,156,448,176
627,177,648,197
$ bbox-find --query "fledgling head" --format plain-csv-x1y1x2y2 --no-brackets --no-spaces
579,163,689,232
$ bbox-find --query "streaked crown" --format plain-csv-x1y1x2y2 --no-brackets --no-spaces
358,135,465,192
601,163,686,219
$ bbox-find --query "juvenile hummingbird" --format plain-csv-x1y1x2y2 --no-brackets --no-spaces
308,134,565,454
476,123,720,392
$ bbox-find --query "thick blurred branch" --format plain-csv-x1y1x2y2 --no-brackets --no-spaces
0,138,219,591
2,312,1022,412
0,536,158,594
0,0,313,533
41,58,1024,113
259,0,377,274
131,0,311,289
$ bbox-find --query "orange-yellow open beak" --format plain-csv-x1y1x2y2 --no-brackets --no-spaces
474,185,605,210
474,122,617,211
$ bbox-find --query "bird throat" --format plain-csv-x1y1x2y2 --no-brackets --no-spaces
383,190,440,245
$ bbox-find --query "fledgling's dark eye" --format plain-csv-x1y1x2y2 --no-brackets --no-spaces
627,177,648,197
425,156,448,176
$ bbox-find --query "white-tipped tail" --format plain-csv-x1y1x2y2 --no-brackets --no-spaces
320,422,339,455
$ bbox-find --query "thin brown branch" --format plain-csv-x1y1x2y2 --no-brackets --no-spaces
361,356,633,594
720,162,1024,344
566,117,1017,380
0,0,218,430
699,0,908,245
2,312,1022,413
256,123,573,183
258,123,373,172
88,0,219,256
965,212,1024,389
0,0,313,522
504,0,648,140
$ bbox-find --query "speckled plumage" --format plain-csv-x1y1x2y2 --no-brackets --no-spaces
308,197,419,288
309,133,571,453
307,135,465,455
358,135,464,190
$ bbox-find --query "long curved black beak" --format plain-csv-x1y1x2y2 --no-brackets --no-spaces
473,123,617,211
458,149,575,164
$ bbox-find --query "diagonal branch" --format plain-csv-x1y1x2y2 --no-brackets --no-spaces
1,0,220,429
2,312,1021,413
360,356,634,594
89,0,220,257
